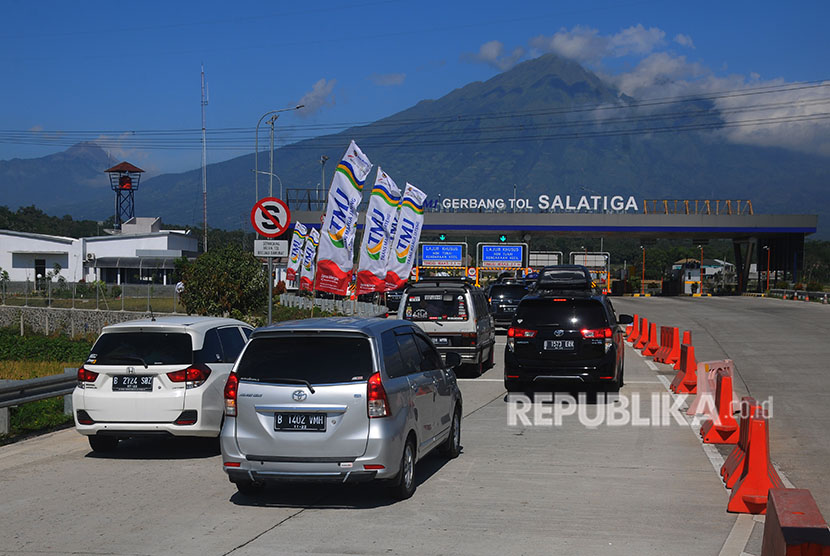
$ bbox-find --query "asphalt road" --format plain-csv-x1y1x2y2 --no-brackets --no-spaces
613,295,830,518
0,327,753,556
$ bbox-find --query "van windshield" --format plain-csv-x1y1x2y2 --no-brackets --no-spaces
403,292,469,321
90,332,192,365
237,335,374,384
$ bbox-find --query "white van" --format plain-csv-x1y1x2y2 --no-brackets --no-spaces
397,278,496,376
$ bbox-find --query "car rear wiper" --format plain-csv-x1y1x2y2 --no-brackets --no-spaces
258,377,315,394
111,355,149,368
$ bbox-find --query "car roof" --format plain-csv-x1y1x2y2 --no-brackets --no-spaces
101,316,250,334
252,317,414,338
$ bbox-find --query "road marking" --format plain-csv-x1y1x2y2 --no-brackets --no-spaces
718,514,755,556
625,380,662,384
645,360,659,371
457,378,504,382
657,374,672,389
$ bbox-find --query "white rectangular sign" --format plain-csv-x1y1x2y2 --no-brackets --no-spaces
255,240,288,258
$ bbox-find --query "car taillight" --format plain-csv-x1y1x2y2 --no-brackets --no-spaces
580,328,613,339
461,332,478,346
507,327,537,338
167,364,211,389
367,372,390,418
224,373,238,417
77,367,98,385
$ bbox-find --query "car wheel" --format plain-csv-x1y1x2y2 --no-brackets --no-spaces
390,437,417,500
485,345,495,370
235,479,265,496
439,407,462,459
88,435,119,453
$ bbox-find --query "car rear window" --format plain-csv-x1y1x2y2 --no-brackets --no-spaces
236,335,374,384
89,332,192,366
489,285,528,300
515,299,609,329
403,292,469,321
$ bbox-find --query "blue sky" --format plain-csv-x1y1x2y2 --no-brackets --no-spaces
1,0,828,176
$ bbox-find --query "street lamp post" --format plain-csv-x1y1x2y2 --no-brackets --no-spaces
640,246,646,296
763,246,771,292
698,244,704,294
254,105,304,203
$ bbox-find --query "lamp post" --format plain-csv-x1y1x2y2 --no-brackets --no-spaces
763,246,771,292
698,244,704,294
640,246,646,296
254,105,303,202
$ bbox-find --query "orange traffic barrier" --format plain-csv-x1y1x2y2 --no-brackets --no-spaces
627,314,641,343
700,369,739,444
665,327,681,366
653,326,670,362
643,323,660,356
761,488,830,555
727,411,785,514
687,359,735,416
670,344,697,394
634,318,650,350
721,397,760,487
672,330,692,370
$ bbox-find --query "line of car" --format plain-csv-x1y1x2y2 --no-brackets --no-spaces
71,265,632,499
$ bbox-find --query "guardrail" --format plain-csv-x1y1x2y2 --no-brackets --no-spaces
769,289,828,302
0,368,77,435
279,293,388,317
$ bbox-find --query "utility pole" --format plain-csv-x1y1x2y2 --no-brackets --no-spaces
201,64,209,252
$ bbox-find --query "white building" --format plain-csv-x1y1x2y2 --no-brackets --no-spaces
0,217,198,285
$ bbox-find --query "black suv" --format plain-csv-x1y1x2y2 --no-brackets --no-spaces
486,280,529,328
504,265,633,392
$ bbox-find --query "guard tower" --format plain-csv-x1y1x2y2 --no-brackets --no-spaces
106,162,144,230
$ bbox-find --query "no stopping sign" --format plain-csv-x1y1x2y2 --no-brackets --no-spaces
251,197,291,238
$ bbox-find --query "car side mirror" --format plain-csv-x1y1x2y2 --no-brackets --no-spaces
618,314,634,325
444,352,462,369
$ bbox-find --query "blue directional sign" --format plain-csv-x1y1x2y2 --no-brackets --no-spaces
481,244,524,268
421,244,464,267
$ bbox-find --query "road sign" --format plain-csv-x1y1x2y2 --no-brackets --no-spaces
480,244,525,268
251,197,291,238
420,243,465,267
254,240,288,258
466,267,476,278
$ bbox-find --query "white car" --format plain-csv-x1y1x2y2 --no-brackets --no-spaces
73,316,253,452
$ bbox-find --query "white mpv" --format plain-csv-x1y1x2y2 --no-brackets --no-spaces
73,316,252,452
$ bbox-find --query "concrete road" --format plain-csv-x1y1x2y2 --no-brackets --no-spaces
613,296,830,517
0,332,746,556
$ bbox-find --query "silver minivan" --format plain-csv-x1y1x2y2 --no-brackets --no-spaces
220,317,463,499
397,278,496,376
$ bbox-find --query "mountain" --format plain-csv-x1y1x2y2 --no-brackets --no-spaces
2,54,828,233
0,142,116,215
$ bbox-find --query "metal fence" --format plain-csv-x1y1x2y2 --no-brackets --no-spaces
279,293,388,317
0,281,183,313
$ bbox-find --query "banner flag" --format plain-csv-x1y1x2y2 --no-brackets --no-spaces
285,222,308,283
298,227,320,291
355,167,402,295
385,182,427,291
314,141,373,295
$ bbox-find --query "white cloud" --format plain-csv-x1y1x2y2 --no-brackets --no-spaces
674,33,695,48
530,24,665,64
297,78,336,117
369,73,406,86
29,124,44,132
463,40,526,71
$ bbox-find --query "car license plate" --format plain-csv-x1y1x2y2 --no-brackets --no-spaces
433,337,449,346
544,340,575,351
112,375,153,391
275,413,326,432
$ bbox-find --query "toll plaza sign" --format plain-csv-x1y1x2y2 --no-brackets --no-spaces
478,244,526,268
433,194,639,212
420,243,465,267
